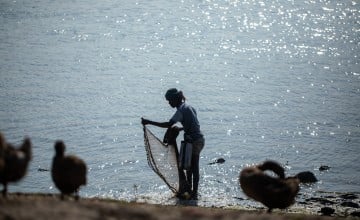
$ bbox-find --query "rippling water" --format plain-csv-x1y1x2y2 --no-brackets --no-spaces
0,0,359,208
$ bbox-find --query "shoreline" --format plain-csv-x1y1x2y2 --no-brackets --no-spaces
0,193,359,220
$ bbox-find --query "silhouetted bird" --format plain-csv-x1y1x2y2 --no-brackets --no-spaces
51,140,87,200
208,158,225,165
0,133,32,197
0,133,5,176
239,160,300,212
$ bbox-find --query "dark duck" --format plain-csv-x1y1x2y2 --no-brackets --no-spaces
239,160,300,213
0,132,32,197
51,140,87,200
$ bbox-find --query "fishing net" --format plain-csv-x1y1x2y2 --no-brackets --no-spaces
143,125,180,193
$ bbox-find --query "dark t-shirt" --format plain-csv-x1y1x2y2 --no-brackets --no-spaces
170,102,203,142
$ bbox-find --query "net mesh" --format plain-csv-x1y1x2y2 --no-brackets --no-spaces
143,125,179,193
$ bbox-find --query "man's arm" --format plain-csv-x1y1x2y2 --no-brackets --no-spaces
141,118,175,128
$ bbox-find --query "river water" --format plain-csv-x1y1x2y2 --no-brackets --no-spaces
0,0,359,208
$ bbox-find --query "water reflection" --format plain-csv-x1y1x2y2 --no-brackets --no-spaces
0,0,359,210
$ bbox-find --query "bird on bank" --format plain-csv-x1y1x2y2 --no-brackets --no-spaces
0,132,32,197
51,140,87,200
0,133,5,176
239,160,300,213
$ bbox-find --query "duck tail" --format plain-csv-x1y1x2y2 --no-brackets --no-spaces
258,160,285,179
20,137,32,161
0,132,6,156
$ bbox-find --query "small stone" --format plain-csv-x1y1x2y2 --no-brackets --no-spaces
351,211,360,217
319,165,330,171
320,207,335,216
341,201,359,208
340,193,358,200
295,171,318,183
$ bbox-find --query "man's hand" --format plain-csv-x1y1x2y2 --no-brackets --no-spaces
141,117,150,125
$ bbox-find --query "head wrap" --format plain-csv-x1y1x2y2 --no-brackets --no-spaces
165,88,180,101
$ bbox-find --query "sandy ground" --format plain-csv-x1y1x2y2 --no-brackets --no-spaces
0,193,358,220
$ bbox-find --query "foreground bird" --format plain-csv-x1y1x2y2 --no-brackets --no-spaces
239,160,300,212
51,140,87,200
0,132,32,197
0,133,5,176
